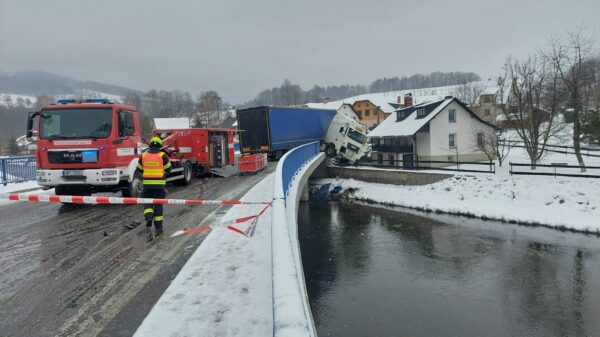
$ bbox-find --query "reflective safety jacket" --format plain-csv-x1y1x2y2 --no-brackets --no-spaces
135,148,172,188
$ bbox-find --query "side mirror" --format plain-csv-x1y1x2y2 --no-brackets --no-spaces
26,111,38,140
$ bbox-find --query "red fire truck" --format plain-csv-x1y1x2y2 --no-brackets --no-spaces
26,99,235,197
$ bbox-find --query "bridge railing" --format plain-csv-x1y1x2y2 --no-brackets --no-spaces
1,156,37,186
272,141,321,337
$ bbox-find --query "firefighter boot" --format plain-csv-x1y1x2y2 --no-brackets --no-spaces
145,226,155,242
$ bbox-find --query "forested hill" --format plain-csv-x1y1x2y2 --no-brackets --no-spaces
0,71,141,96
241,71,481,107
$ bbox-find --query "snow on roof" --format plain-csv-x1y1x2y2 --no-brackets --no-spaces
154,117,190,129
305,101,344,110
368,98,453,137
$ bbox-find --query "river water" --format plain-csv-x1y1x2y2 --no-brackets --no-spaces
298,200,600,337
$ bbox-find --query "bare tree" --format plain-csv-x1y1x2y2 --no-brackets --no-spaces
452,82,486,106
35,94,54,109
124,92,142,109
280,79,304,106
548,26,595,172
3,95,12,109
502,54,563,168
196,91,223,127
469,126,513,167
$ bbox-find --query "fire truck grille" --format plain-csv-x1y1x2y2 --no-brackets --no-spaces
48,150,98,164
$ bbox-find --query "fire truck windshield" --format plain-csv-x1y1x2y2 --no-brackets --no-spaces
40,108,113,140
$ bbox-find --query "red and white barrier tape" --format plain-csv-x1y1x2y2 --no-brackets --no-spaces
171,203,272,238
0,193,270,206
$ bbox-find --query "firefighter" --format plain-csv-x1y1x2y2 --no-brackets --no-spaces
136,136,172,241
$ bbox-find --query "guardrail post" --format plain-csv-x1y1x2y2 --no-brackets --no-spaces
1,158,7,186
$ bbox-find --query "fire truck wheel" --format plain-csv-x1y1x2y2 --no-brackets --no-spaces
176,162,193,186
122,173,142,197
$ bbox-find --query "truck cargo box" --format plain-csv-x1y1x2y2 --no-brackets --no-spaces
236,106,336,156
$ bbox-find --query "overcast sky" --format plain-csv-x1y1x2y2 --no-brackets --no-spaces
1,0,599,103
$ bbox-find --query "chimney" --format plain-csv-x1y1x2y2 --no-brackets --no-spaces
323,97,331,103
404,93,413,107
445,95,453,100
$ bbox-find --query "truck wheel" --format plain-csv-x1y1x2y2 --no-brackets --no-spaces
122,173,142,197
182,162,193,185
174,161,193,186
325,144,336,158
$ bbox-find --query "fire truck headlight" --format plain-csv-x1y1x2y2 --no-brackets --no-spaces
102,169,117,176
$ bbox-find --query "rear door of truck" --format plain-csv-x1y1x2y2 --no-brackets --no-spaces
237,106,271,153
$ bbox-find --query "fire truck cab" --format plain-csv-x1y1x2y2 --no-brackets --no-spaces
27,99,184,197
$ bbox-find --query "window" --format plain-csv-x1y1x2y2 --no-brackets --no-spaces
484,109,491,116
40,108,113,139
449,109,456,123
417,108,426,118
477,133,484,148
347,128,367,144
389,154,395,166
449,133,456,148
365,109,370,116
481,95,493,103
118,110,135,137
447,155,454,162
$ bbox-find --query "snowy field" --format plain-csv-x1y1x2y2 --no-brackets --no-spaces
134,174,275,337
0,94,36,107
317,175,600,234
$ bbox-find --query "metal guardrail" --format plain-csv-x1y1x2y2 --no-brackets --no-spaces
509,162,600,178
272,141,320,337
1,156,37,186
499,140,600,158
359,158,496,174
281,141,320,199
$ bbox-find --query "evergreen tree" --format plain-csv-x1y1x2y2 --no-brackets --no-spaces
8,136,20,155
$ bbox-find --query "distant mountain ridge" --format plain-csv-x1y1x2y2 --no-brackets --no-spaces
0,71,142,96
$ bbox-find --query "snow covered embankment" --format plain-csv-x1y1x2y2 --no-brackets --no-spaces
319,175,600,234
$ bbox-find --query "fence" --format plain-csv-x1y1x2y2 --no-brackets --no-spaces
272,141,321,337
499,140,600,158
1,156,37,186
360,158,496,174
509,162,600,178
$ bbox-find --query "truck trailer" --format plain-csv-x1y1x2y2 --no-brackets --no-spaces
236,106,370,163
26,99,235,197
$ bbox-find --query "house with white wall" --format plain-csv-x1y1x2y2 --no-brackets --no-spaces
368,96,496,168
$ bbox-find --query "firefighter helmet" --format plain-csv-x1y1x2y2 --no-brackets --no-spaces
150,136,163,147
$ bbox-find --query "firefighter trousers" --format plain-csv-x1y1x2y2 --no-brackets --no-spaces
141,187,166,232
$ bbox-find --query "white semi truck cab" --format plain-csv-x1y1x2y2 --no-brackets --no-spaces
323,113,371,164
